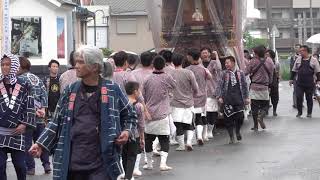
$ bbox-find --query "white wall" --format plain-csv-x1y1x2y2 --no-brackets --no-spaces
293,0,320,8
10,0,72,65
282,9,290,19
87,27,108,48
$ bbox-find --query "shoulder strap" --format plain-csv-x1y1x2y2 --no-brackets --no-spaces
250,59,266,79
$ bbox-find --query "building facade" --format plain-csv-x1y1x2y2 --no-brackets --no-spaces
251,0,320,53
93,0,154,53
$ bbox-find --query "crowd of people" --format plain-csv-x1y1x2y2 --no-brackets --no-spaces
0,44,319,180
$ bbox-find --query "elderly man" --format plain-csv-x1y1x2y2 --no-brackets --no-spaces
29,46,137,180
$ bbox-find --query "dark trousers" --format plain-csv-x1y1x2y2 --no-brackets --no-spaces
122,139,140,179
224,112,244,138
68,166,110,180
195,113,207,126
270,85,279,112
145,134,169,153
251,100,269,128
25,123,50,170
0,147,26,180
296,85,314,115
207,112,218,125
293,80,297,106
174,122,193,136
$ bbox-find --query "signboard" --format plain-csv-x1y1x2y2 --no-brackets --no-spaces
272,25,279,37
2,0,10,54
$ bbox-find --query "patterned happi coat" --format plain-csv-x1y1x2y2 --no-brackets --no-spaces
0,77,36,151
19,72,48,123
37,78,137,180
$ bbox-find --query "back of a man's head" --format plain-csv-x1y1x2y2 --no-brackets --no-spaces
253,45,266,58
187,48,201,61
159,50,173,63
153,55,166,71
113,51,128,67
140,51,153,67
19,56,31,71
172,53,184,67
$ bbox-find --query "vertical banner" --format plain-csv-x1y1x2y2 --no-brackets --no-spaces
2,0,10,54
57,17,65,59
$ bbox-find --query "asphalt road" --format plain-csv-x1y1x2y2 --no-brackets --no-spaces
7,82,320,180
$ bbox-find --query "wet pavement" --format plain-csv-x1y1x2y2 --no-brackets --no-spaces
7,82,320,180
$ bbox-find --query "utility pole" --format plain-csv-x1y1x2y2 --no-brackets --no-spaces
290,0,295,52
298,14,303,45
303,11,307,43
310,0,314,52
266,0,272,48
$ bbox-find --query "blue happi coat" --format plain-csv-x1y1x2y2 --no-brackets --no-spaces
36,78,137,180
0,77,36,151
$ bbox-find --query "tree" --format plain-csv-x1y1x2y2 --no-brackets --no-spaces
243,31,268,50
100,48,113,58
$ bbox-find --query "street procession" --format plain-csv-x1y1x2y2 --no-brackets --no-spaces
1,0,320,180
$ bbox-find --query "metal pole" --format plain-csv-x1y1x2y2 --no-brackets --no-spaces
310,0,314,53
290,0,295,52
298,14,303,45
303,11,307,43
94,15,97,46
266,0,272,48
273,30,276,52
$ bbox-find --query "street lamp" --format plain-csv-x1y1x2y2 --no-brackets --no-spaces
93,9,109,46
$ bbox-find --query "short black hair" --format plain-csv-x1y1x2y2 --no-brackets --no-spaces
140,51,153,67
225,56,236,64
113,51,128,67
266,49,276,60
19,56,31,71
187,48,200,61
200,47,212,54
300,45,311,53
159,50,173,63
125,81,140,95
253,45,266,58
69,51,75,67
153,55,166,70
128,54,138,66
48,59,60,68
172,53,184,67
244,50,250,54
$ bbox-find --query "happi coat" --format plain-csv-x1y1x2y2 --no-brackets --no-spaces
36,78,137,180
0,77,36,151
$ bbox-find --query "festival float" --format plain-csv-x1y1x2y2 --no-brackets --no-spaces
146,0,247,69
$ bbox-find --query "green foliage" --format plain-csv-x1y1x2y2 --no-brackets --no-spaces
280,61,291,81
243,31,268,50
100,48,113,58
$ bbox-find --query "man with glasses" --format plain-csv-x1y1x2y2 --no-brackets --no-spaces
290,45,320,118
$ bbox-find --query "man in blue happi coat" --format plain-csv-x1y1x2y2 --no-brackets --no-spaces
29,46,137,180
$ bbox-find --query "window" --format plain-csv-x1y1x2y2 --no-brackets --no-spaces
116,18,137,34
272,12,282,19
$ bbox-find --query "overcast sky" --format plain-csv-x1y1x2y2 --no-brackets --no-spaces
247,0,260,18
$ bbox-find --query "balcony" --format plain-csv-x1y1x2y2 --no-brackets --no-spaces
255,0,291,9
250,18,320,29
